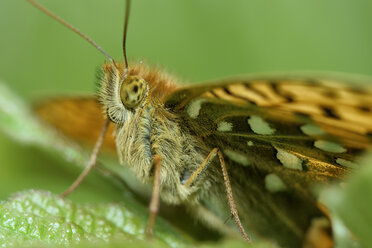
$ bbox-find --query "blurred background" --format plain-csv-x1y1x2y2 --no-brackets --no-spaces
0,0,372,225
2,0,372,99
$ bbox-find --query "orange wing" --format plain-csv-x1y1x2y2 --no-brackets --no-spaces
35,97,116,152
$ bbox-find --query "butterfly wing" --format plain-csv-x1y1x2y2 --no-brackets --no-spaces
35,97,116,152
165,75,372,246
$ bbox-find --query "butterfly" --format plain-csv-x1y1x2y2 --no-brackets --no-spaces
36,64,372,247
29,0,372,247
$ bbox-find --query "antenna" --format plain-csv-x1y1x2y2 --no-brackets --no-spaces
29,0,135,198
27,0,114,62
122,0,131,71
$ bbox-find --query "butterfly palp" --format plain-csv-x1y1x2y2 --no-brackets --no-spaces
120,75,148,109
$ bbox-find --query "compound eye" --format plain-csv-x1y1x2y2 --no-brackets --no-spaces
120,76,147,109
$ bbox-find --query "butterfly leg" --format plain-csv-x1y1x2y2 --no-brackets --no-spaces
186,202,241,238
185,148,250,242
60,119,110,197
184,148,218,187
146,155,162,238
216,149,251,242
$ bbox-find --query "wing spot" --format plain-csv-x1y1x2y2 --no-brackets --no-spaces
217,121,233,132
314,140,346,153
323,90,338,98
224,149,250,166
321,106,340,119
358,105,371,113
336,158,358,169
265,173,287,193
248,115,276,135
300,124,326,136
276,148,303,171
186,98,208,119
283,95,294,102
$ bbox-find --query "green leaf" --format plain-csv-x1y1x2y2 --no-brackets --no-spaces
0,190,190,247
0,82,91,167
320,154,372,248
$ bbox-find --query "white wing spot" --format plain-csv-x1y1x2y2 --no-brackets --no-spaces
248,115,276,135
265,173,287,193
276,148,303,171
224,149,250,166
247,141,254,146
186,98,208,119
336,158,358,169
314,140,346,153
300,124,325,136
217,121,233,132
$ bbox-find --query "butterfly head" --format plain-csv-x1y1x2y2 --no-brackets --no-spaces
99,62,178,124
99,63,150,123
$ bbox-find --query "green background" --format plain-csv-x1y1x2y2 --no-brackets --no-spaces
1,0,372,100
0,0,372,245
